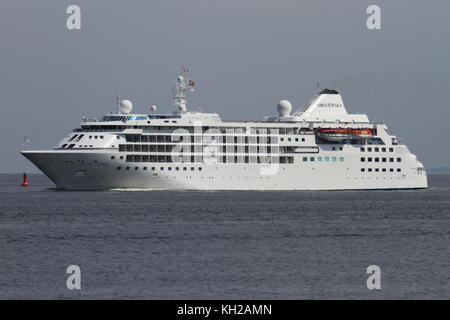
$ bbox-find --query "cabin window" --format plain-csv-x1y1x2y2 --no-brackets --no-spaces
303,157,308,162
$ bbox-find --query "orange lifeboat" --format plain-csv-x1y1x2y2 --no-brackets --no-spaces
350,128,373,139
317,128,351,141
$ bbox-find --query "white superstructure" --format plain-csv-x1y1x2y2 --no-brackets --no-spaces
21,70,427,190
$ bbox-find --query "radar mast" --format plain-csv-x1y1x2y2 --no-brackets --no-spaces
172,66,195,113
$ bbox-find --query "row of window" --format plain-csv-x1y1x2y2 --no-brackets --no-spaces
361,157,401,163
361,147,394,152
361,168,401,172
117,166,202,172
125,134,284,144
103,115,149,122
79,125,314,135
123,154,294,164
302,156,345,162
280,137,306,142
68,134,108,141
119,144,282,153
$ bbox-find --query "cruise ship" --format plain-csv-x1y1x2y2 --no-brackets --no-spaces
21,70,427,190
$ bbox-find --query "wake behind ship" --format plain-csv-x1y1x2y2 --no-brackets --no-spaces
21,70,427,190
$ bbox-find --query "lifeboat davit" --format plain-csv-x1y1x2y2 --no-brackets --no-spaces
317,128,351,141
350,128,373,139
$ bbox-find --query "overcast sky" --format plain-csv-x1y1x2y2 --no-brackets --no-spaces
1,0,449,172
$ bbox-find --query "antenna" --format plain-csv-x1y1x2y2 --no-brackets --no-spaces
172,66,195,113
115,90,121,112
22,136,30,151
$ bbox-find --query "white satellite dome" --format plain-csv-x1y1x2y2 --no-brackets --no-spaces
119,99,133,114
150,105,157,112
277,100,292,117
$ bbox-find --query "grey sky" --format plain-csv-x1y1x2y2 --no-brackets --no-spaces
1,0,449,173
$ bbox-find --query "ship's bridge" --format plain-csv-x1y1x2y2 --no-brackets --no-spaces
102,114,150,122
96,111,222,125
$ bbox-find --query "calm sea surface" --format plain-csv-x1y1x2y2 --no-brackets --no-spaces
0,174,448,299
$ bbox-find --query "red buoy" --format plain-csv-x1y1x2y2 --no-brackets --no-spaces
21,173,29,187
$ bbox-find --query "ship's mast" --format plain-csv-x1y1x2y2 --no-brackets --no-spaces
172,66,194,113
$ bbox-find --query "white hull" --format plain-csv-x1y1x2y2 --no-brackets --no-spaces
22,150,428,191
